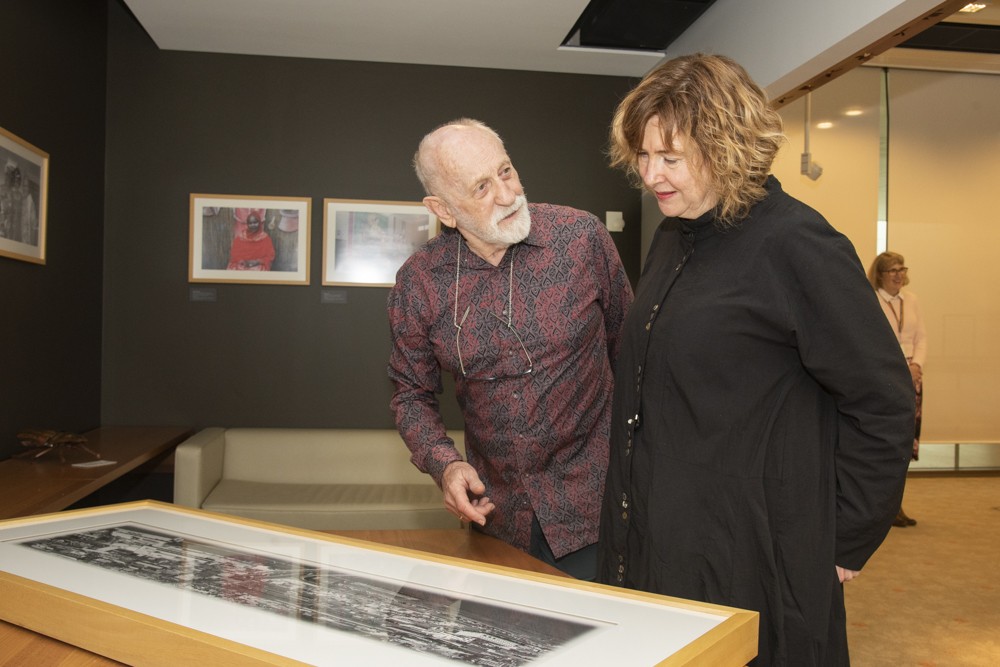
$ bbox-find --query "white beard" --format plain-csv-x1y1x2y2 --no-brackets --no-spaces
456,195,531,248
492,196,531,245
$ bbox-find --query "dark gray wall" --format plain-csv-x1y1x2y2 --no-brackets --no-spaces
101,2,642,432
0,0,107,460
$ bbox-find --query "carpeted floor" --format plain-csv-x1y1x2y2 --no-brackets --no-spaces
844,474,1000,666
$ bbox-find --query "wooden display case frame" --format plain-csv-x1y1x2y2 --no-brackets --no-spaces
0,501,757,666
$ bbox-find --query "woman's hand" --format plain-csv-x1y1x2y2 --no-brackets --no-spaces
837,566,860,583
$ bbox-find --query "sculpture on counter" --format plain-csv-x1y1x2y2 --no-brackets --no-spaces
15,429,100,461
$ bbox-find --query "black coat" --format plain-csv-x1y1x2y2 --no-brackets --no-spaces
597,177,914,665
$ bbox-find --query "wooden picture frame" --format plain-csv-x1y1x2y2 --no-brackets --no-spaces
0,502,757,666
189,194,311,285
322,198,437,287
0,125,49,265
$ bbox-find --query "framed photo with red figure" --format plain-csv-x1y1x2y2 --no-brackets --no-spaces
189,194,311,285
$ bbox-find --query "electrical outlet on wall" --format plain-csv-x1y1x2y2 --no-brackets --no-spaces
606,211,624,232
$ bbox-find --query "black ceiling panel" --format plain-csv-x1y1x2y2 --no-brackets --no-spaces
563,0,718,51
564,4,999,56
897,22,1000,55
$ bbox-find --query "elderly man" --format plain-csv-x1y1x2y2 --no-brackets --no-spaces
387,119,633,579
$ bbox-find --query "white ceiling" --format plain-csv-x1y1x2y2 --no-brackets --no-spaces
120,0,665,77
121,0,1000,79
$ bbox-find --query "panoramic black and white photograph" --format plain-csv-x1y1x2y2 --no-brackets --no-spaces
19,523,598,666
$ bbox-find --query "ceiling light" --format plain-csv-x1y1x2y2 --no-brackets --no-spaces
844,109,863,117
959,3,987,13
816,121,834,129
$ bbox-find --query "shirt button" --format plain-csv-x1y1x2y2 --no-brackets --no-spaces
512,392,519,399
621,511,628,521
645,323,651,331
618,564,625,574
616,574,623,583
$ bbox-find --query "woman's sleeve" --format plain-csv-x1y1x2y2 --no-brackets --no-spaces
777,216,915,569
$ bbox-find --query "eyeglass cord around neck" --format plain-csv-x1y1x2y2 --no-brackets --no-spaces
454,234,515,329
453,235,533,379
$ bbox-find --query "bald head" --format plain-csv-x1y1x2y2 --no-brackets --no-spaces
413,119,505,197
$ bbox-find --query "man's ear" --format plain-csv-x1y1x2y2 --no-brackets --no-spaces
424,196,456,229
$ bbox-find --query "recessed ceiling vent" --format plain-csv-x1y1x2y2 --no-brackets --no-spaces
562,0,718,51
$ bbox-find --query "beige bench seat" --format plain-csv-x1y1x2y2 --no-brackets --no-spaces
173,427,464,530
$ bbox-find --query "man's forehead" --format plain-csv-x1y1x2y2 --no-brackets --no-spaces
438,130,510,185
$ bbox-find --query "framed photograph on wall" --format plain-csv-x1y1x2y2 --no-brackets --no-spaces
0,501,757,666
189,194,310,285
322,199,437,287
0,125,49,265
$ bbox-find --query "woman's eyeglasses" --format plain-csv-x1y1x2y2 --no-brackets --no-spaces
882,267,908,275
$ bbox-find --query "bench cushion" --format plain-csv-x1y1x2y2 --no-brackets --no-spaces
219,428,462,485
202,480,455,530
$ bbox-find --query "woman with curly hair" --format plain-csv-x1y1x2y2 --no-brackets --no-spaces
597,54,915,665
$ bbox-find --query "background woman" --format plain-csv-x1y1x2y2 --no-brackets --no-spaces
597,54,915,665
868,251,927,527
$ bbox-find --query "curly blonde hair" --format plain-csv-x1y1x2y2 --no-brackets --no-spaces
609,54,784,226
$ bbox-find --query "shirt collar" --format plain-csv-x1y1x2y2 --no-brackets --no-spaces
431,206,545,269
877,287,902,301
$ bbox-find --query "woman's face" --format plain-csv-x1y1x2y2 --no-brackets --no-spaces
638,116,718,220
880,262,907,295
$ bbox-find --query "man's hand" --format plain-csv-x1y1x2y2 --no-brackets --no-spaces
441,461,495,526
836,566,860,583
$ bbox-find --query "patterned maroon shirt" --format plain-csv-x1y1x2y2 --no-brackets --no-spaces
388,203,633,557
